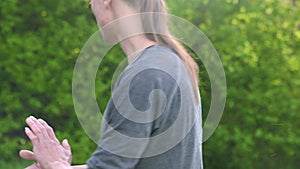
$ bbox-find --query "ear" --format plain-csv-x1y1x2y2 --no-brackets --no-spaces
104,0,112,6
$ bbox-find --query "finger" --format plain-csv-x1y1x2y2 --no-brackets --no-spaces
25,162,39,169
62,139,71,151
19,150,35,160
27,116,50,144
36,162,42,168
62,139,72,164
38,118,59,143
26,116,43,138
25,127,39,145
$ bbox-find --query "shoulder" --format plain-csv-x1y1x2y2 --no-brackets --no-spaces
136,45,183,67
122,45,189,83
113,45,192,98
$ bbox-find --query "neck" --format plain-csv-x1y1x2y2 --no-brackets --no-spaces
120,35,157,63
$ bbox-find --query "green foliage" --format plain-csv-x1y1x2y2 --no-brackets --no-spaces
1,0,299,168
0,0,98,164
167,0,300,168
0,159,32,169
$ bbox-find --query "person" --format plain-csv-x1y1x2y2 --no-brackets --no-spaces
19,0,203,168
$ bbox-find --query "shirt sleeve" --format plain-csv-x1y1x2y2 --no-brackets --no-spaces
87,68,180,169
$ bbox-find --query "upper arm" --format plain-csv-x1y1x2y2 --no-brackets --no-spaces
87,68,181,169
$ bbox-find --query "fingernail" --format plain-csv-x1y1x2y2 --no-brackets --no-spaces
25,127,29,132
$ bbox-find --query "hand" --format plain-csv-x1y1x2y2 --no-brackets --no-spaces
20,138,72,169
24,116,72,169
19,149,42,169
20,139,72,165
25,163,41,169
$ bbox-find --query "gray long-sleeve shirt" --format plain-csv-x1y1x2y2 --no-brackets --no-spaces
87,45,203,169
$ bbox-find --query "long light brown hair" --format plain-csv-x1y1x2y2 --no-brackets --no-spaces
123,0,200,103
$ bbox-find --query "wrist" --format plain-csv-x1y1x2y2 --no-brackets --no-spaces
47,161,71,169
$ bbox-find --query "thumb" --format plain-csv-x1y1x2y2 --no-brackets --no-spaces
62,139,72,164
62,139,71,151
19,150,35,160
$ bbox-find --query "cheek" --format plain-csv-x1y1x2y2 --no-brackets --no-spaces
91,4,107,27
96,15,106,28
96,14,109,28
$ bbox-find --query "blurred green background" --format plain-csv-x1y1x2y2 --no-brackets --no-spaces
0,0,299,168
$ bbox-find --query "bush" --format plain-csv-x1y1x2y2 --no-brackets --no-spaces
0,0,299,168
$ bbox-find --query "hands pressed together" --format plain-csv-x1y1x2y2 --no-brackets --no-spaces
19,116,72,169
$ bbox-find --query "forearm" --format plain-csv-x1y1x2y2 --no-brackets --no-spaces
53,163,88,169
48,161,73,169
72,164,88,169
